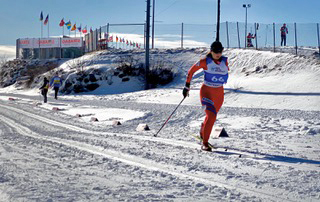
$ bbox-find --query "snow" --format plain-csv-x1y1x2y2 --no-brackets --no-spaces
0,47,320,201
0,45,15,60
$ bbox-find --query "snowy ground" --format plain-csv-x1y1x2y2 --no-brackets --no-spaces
0,48,320,201
0,45,15,61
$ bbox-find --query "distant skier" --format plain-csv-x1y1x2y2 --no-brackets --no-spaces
39,77,49,103
246,33,255,47
280,23,288,46
183,41,229,151
50,72,62,100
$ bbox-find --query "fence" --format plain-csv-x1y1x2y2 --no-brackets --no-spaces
84,22,320,55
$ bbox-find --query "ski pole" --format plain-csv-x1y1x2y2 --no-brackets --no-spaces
154,97,186,137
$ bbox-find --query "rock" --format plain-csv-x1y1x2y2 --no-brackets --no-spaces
85,83,100,91
89,74,97,82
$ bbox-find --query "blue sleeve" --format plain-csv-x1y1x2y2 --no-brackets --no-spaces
50,77,54,86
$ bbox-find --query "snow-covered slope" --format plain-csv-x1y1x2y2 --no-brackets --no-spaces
0,45,16,60
0,48,319,201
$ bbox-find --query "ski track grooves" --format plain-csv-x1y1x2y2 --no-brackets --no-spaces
1,103,313,168
0,103,202,149
0,113,296,202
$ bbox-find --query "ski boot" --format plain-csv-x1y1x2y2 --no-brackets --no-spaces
201,142,212,152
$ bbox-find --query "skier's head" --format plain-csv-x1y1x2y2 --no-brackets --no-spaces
210,41,224,60
283,23,286,26
43,77,48,81
210,41,224,53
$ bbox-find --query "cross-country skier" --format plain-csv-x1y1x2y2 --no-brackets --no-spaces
50,72,62,100
39,77,49,103
183,41,229,151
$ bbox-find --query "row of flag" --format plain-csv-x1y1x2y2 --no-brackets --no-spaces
39,11,141,49
107,35,141,48
59,18,89,34
40,11,90,34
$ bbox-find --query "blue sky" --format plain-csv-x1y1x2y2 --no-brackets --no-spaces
0,0,319,45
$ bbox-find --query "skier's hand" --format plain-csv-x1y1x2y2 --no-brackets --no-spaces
182,83,190,98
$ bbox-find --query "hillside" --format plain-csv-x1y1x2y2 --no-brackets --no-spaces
0,48,319,201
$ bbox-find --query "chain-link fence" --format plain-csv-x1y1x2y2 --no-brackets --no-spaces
84,22,320,55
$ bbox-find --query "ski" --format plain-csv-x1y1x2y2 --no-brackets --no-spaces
190,134,252,157
190,134,223,150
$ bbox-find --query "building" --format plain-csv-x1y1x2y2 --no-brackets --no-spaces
16,36,84,59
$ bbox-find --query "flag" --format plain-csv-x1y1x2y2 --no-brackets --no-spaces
90,27,93,32
126,40,128,45
116,36,118,42
77,24,82,32
108,36,113,42
71,23,76,31
44,14,49,25
40,11,43,21
65,21,71,29
59,18,65,27
82,26,87,34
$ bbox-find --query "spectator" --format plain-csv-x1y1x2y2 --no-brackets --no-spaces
280,23,288,46
247,33,256,47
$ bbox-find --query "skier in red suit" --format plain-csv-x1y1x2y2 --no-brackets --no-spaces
183,41,229,151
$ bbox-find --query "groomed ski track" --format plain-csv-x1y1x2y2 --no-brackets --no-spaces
1,99,319,201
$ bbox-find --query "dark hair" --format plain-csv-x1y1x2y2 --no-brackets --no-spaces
206,41,224,60
210,41,224,53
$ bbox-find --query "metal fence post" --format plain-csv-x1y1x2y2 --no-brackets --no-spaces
255,23,258,50
226,21,229,48
273,23,275,52
181,22,184,49
145,0,151,90
317,23,320,55
106,23,109,49
237,22,240,48
294,23,298,55
16,39,19,59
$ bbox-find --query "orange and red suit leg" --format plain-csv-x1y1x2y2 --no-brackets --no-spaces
200,85,224,144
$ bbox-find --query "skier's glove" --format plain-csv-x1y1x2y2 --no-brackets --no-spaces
182,83,190,98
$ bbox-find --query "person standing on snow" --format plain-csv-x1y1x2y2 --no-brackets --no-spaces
246,32,256,47
280,23,288,46
183,41,229,151
39,77,49,103
50,72,62,100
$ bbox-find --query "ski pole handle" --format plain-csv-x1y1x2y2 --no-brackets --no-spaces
154,97,186,137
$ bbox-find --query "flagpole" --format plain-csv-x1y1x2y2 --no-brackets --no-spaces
41,21,43,38
48,19,50,38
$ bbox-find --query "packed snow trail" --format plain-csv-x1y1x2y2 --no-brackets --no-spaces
1,97,320,201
